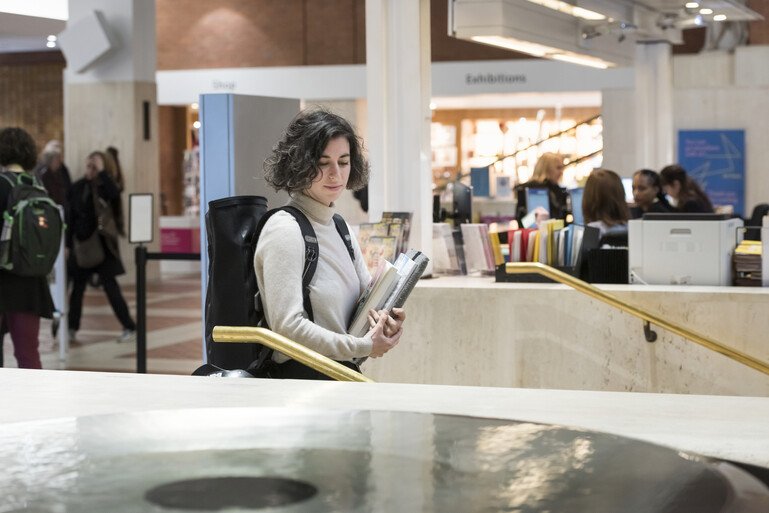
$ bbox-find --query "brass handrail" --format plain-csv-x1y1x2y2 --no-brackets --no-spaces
505,262,769,377
212,326,374,382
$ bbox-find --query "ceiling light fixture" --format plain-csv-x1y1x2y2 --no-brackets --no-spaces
46,41,56,48
685,2,699,8
47,35,57,42
524,0,606,20
550,52,610,69
470,36,613,68
713,14,727,21
700,8,714,15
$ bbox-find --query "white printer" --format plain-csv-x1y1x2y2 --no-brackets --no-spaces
628,214,743,286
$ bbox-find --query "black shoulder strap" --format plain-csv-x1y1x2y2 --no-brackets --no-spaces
255,206,319,322
255,208,355,325
333,213,355,262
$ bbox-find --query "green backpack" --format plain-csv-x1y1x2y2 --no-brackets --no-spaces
0,171,63,277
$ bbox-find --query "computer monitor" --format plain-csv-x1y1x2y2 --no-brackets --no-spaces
622,177,634,203
452,181,473,225
526,187,550,214
569,187,585,225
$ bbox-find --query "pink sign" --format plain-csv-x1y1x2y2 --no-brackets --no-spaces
160,228,200,253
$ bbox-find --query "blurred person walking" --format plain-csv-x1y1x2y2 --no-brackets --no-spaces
0,128,57,368
36,140,72,209
67,151,136,344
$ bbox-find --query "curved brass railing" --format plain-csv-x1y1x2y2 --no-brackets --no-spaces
506,262,769,377
212,326,374,382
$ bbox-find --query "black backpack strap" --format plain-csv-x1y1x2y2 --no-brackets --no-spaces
254,205,319,323
282,206,319,322
332,213,355,262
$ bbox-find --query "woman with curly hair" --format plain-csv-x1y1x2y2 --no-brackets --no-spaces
0,127,54,368
254,109,404,379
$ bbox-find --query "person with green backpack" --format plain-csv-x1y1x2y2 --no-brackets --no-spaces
0,127,61,369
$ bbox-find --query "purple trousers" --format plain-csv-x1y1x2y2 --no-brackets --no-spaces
0,311,42,369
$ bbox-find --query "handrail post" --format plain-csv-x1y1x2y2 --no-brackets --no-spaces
135,245,147,374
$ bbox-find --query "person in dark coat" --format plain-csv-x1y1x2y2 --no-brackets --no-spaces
67,151,136,343
660,164,714,214
515,152,569,220
36,141,72,210
0,127,54,369
629,168,673,219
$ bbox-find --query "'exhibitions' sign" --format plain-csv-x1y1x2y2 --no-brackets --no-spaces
465,73,526,85
678,130,745,216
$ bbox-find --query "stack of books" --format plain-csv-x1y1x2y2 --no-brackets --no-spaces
348,250,430,337
733,240,762,286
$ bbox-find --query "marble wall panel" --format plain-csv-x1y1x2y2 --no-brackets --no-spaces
363,278,769,396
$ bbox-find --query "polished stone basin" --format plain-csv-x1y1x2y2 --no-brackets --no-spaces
1,408,766,512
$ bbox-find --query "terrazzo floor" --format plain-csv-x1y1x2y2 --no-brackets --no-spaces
2,274,203,375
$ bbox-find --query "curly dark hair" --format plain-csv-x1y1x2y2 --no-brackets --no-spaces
264,109,369,194
0,127,38,171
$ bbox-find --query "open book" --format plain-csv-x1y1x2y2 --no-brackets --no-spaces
348,249,429,338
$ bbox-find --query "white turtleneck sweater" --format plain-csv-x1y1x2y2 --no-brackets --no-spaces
254,193,373,363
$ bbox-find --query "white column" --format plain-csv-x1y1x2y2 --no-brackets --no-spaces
634,42,674,170
366,0,433,264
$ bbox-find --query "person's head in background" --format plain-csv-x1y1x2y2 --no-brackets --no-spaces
85,150,107,180
40,147,63,172
583,168,629,227
0,127,37,171
632,168,670,212
659,164,713,212
531,152,565,184
264,108,369,206
103,148,124,191
105,146,125,190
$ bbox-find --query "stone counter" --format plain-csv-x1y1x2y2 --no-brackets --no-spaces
363,276,769,395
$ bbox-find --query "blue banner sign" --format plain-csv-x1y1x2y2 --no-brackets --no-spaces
678,130,745,216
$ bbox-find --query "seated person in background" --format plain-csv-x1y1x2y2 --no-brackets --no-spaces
583,168,629,240
660,164,714,213
630,168,672,218
515,152,569,220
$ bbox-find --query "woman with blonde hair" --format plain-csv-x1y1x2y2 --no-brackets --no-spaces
515,152,569,220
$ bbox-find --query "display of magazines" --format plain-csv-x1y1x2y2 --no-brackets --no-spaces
357,211,413,273
432,223,463,275
347,250,429,338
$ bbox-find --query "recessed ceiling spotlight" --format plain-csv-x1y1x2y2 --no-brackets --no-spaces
191,102,199,110
192,121,201,129
713,14,727,21
685,2,699,8
700,8,714,15
47,35,57,42
46,41,56,48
